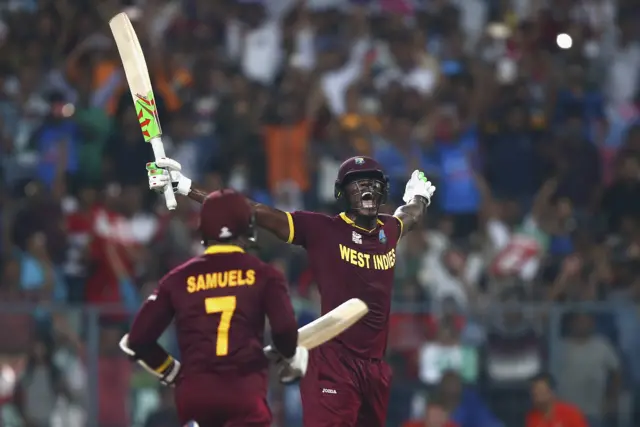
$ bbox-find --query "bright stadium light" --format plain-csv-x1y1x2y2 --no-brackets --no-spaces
557,33,573,49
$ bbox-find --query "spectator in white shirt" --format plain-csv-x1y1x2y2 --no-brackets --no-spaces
226,2,283,85
418,242,483,310
418,318,479,386
320,37,371,116
605,16,640,109
376,30,438,97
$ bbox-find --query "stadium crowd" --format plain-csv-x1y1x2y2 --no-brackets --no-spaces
1,0,640,426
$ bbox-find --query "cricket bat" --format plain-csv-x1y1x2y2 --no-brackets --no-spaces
109,12,177,210
264,298,368,353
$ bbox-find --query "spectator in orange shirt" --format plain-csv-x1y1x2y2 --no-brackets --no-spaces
263,95,311,195
526,373,588,427
403,398,460,427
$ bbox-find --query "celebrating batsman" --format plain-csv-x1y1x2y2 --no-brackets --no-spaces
148,156,435,427
121,190,308,427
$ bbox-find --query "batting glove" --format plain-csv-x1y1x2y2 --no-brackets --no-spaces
402,170,436,205
119,334,181,387
265,346,309,384
146,158,192,196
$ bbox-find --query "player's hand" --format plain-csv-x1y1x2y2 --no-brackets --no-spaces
276,346,309,384
147,158,192,196
158,358,181,387
403,170,436,206
119,334,181,387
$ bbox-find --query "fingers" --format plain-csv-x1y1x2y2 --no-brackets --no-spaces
149,173,171,191
411,170,430,184
279,346,309,383
146,162,165,176
156,157,182,171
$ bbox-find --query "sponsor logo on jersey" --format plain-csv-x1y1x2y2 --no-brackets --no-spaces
352,231,362,244
322,388,337,394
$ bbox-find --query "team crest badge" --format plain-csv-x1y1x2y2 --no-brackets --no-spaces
379,229,387,244
219,227,232,239
354,157,365,165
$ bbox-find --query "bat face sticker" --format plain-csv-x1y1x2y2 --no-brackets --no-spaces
134,92,161,140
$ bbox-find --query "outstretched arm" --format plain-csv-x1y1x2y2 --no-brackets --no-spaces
189,185,292,241
147,161,293,242
246,200,293,243
185,185,207,204
394,171,436,238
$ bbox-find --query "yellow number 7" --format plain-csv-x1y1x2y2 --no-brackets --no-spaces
205,296,237,356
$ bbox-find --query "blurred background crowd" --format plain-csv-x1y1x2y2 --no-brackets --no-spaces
1,0,640,426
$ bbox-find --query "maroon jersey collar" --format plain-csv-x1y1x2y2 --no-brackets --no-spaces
339,212,384,233
204,245,245,255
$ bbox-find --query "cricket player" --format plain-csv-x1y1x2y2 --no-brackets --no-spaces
120,189,308,427
147,156,435,427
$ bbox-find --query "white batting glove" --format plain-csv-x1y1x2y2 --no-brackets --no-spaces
119,334,181,387
265,346,309,384
403,170,436,205
146,158,192,196
278,346,309,384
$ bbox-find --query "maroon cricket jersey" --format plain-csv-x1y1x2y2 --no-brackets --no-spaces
285,211,403,359
143,245,298,379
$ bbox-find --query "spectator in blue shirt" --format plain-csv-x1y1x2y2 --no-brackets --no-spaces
374,116,439,203
437,370,503,427
553,110,601,209
30,92,79,190
553,64,606,144
432,105,480,237
483,103,542,203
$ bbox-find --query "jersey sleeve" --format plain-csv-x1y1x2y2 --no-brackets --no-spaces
128,278,176,371
284,210,329,247
263,266,298,358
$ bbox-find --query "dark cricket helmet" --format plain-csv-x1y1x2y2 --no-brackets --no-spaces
200,189,255,243
334,156,389,216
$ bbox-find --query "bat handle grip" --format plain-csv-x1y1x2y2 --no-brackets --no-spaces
163,181,178,211
150,137,178,211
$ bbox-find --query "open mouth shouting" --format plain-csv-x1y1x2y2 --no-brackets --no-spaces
361,192,374,209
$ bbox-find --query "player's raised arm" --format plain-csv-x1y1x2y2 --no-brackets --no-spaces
147,159,295,242
120,282,181,386
393,170,436,238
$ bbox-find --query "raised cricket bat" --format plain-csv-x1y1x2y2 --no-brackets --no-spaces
264,298,368,353
109,12,177,210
